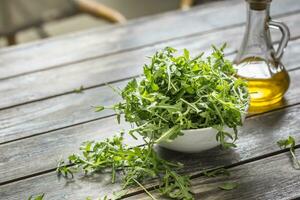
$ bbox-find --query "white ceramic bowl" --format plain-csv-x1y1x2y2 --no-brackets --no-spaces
157,112,247,153
157,126,233,153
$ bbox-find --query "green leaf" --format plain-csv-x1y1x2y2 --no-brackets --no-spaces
218,182,238,190
277,136,295,149
151,82,159,91
203,168,230,177
28,194,45,200
183,48,190,59
155,125,181,143
277,136,300,170
74,85,84,93
95,106,105,112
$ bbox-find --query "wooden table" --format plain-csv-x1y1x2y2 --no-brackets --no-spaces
1,0,300,199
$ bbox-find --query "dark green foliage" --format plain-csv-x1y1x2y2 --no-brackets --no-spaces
57,135,193,200
56,46,248,200
105,45,249,147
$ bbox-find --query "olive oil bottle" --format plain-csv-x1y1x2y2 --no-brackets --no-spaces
235,57,290,112
234,0,290,113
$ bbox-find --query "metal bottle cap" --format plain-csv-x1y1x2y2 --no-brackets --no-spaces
247,0,271,10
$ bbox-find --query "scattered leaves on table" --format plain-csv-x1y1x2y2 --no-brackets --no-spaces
28,194,44,200
74,85,84,93
277,136,300,169
57,134,193,200
218,182,238,190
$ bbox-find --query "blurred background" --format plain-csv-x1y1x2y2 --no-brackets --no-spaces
0,0,221,47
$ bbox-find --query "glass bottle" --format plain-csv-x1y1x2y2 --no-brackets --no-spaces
234,0,290,113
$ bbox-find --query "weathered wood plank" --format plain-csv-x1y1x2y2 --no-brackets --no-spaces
1,32,300,144
0,171,125,200
0,0,299,80
1,100,300,199
0,13,299,110
125,149,300,200
0,116,135,184
0,81,124,144
0,6,300,199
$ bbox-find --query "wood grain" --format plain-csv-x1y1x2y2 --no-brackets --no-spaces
0,0,299,80
0,170,125,200
125,149,300,200
0,81,124,144
1,101,300,199
0,13,299,110
0,116,136,184
1,33,300,144
0,2,300,199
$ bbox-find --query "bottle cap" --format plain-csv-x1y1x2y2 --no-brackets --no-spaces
247,0,271,10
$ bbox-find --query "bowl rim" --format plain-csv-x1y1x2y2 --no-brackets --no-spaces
181,126,215,132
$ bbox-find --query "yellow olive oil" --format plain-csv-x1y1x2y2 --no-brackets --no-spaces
235,58,290,113
244,70,289,109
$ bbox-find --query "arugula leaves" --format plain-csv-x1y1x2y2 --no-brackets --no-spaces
57,134,194,200
105,45,248,147
28,194,44,200
74,85,84,93
203,167,230,177
218,182,238,190
56,46,247,200
277,136,300,169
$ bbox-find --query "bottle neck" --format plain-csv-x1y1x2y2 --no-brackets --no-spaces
245,3,270,37
234,2,272,64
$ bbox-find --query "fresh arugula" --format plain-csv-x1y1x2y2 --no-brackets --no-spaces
102,45,249,147
218,182,238,190
57,134,194,200
57,46,247,200
74,85,84,93
277,136,300,169
203,167,230,177
203,168,238,191
28,194,44,200
86,190,128,200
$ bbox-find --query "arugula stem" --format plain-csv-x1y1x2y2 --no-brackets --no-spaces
112,163,116,183
132,178,158,200
290,148,300,169
155,125,180,143
179,98,200,113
